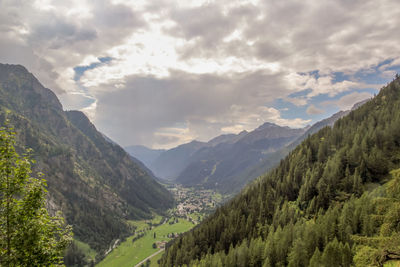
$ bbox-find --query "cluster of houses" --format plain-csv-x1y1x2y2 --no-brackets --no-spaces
168,184,217,219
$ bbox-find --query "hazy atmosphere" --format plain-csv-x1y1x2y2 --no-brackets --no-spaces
1,0,400,148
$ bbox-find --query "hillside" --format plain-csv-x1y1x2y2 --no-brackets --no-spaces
131,113,353,195
161,75,400,266
0,63,174,255
175,123,305,192
133,123,305,192
228,109,354,195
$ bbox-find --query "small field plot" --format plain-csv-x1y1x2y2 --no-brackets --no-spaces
97,217,193,267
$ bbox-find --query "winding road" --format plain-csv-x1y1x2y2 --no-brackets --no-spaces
134,248,165,267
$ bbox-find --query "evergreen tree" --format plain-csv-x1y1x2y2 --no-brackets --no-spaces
0,124,72,266
321,238,342,267
308,248,322,267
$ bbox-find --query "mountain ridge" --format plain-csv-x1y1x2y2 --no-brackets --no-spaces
0,63,174,255
128,111,363,194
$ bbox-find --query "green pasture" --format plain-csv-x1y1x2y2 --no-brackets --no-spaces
97,217,193,267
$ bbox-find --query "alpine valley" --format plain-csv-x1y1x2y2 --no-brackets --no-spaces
128,104,362,196
0,63,174,262
3,62,397,267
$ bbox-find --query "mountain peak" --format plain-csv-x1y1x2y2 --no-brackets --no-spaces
0,63,63,112
255,122,289,131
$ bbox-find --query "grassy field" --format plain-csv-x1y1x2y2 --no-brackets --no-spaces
187,211,204,222
127,214,164,232
97,217,194,267
149,251,163,267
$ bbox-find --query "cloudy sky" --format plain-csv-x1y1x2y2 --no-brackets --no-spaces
1,0,400,149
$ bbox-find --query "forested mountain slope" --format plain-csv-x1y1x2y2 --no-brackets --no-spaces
228,109,353,195
161,75,400,267
0,63,174,254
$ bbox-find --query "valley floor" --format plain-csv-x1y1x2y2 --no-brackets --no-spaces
96,183,223,267
97,216,193,267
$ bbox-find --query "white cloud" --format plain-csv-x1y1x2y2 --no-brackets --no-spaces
284,73,367,98
153,127,194,149
257,107,311,129
306,104,325,115
322,92,373,111
1,0,399,148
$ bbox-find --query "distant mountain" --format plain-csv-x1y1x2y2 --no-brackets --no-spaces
207,130,248,146
228,100,372,194
162,103,368,195
351,97,371,110
161,75,400,267
0,63,174,254
125,99,371,195
228,110,352,194
150,140,207,180
175,123,305,191
124,145,165,168
127,132,250,181
137,123,305,187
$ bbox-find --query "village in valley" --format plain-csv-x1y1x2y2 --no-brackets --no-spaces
166,184,224,224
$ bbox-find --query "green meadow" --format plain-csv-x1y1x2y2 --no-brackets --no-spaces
97,217,194,267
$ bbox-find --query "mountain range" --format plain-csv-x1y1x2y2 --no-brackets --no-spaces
127,103,367,194
0,63,174,256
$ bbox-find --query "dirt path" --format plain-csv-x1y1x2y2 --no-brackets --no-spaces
134,248,165,267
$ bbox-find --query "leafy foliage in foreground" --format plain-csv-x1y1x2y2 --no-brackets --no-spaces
161,76,400,266
0,125,72,266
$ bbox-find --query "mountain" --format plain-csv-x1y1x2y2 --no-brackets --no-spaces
227,110,352,194
137,122,305,191
161,76,400,266
131,102,367,195
207,130,248,146
124,145,165,168
291,110,350,148
128,123,305,192
0,63,174,255
150,140,207,180
227,101,371,195
175,123,305,192
128,132,249,181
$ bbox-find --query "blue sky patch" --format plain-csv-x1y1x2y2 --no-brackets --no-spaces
272,58,400,128
73,57,112,81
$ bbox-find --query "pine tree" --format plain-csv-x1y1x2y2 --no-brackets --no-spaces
308,248,322,267
0,124,72,266
321,238,342,267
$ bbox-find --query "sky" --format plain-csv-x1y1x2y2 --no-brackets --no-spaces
1,0,400,149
